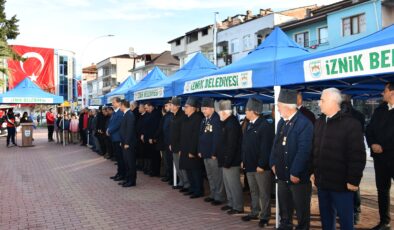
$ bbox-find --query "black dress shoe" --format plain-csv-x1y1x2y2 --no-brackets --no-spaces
190,194,203,199
242,215,258,221
110,174,119,180
118,181,127,185
211,200,223,206
114,177,125,182
179,188,189,193
372,223,391,230
122,182,136,187
204,197,214,203
168,181,174,185
172,185,182,189
184,191,193,196
161,177,170,182
221,205,232,211
258,219,269,228
227,209,244,215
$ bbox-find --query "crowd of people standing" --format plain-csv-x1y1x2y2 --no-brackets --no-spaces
37,82,394,230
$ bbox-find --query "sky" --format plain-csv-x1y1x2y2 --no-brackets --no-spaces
6,0,341,72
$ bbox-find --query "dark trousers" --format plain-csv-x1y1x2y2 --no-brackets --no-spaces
6,127,16,145
112,141,125,178
81,129,87,145
163,148,173,180
105,136,113,157
122,144,137,184
148,144,161,176
278,180,311,230
354,190,361,214
187,169,204,196
318,189,354,230
374,154,394,224
142,143,151,173
47,125,54,140
98,135,107,154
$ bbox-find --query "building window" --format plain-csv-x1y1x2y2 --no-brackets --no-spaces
243,35,253,51
294,31,309,48
201,28,208,36
186,32,198,44
343,14,366,36
318,27,328,44
175,39,181,46
257,34,263,46
230,38,240,53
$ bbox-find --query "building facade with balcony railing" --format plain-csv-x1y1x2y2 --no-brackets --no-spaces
216,8,310,67
95,54,134,96
281,0,394,52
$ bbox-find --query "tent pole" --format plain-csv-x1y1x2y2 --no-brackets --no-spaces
274,85,281,228
173,161,177,187
63,107,65,147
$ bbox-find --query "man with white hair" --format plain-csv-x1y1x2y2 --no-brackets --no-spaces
312,88,366,230
217,100,244,215
270,89,314,230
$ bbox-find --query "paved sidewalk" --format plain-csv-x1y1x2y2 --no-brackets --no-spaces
0,129,392,230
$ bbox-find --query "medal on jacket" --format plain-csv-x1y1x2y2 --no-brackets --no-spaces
282,136,287,146
204,124,213,133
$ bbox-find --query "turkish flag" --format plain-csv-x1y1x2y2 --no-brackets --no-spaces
8,45,55,93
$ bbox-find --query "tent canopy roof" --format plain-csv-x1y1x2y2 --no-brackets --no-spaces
0,78,64,104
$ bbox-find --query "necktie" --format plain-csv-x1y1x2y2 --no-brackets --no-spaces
247,122,253,131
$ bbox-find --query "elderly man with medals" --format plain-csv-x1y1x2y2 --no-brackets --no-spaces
270,89,314,230
198,97,225,205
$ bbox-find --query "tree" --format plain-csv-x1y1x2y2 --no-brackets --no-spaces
0,0,19,79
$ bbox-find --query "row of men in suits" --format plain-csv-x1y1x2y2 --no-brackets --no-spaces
101,83,394,229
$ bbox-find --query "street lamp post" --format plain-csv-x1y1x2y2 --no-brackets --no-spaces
81,34,114,107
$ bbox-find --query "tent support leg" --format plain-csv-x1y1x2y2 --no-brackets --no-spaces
274,85,281,229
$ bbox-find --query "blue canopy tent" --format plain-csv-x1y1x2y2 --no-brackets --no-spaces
174,27,309,101
276,24,394,99
103,76,136,104
132,53,218,102
0,78,63,104
124,67,168,101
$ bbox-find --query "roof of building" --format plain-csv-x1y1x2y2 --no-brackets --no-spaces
167,5,320,44
130,51,179,71
82,64,97,74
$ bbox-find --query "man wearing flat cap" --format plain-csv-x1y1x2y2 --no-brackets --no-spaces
217,100,244,215
179,96,204,198
198,97,225,205
270,89,314,230
241,97,275,228
169,97,190,191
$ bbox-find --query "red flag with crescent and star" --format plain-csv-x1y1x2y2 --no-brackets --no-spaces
7,45,55,93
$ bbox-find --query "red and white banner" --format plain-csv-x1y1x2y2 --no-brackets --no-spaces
8,45,55,93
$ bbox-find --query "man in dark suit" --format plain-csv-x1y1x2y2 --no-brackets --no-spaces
180,96,204,198
297,92,316,124
119,100,137,187
143,102,162,177
367,82,394,230
169,97,190,191
270,89,314,230
198,97,225,205
242,97,275,228
107,97,126,182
